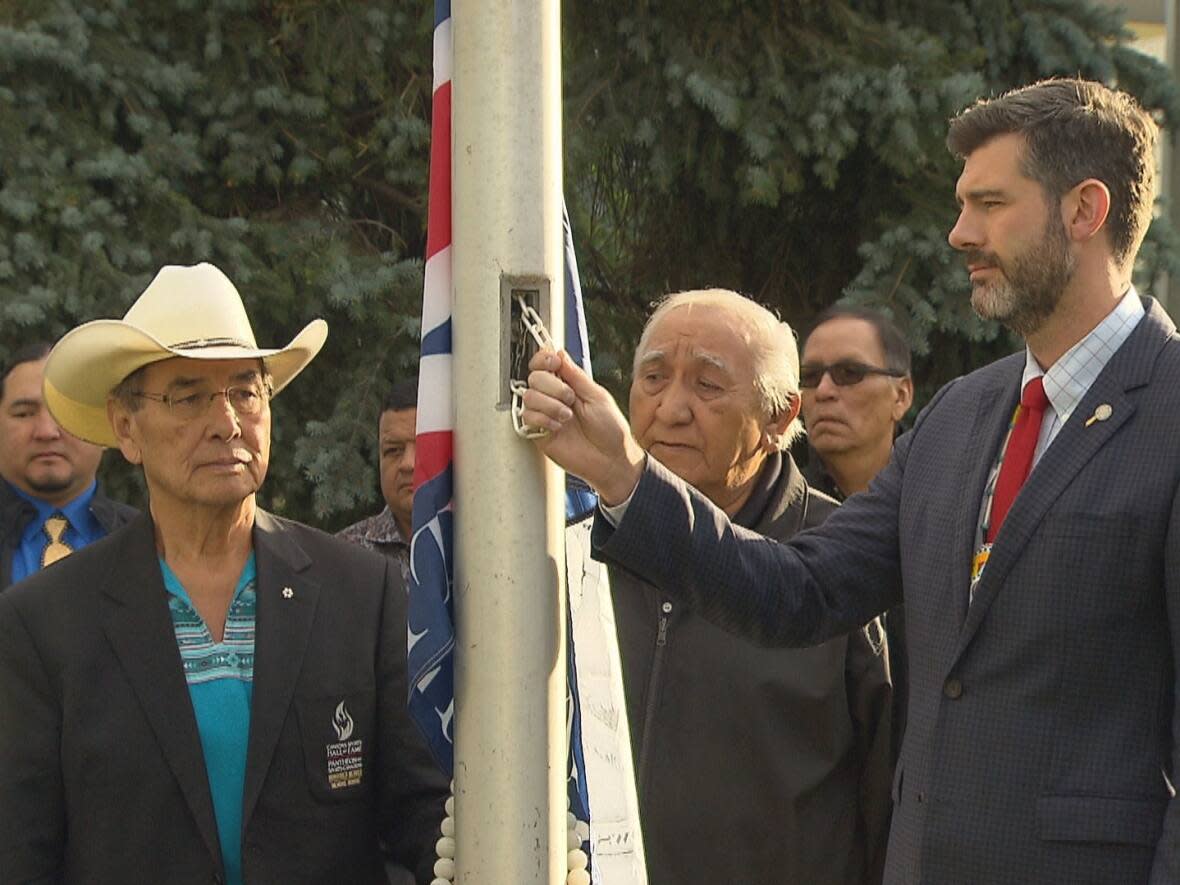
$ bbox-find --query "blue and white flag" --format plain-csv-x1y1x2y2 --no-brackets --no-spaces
407,0,598,869
407,0,456,774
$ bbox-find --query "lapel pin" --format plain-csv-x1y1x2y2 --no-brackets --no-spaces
282,586,294,599
1084,403,1113,427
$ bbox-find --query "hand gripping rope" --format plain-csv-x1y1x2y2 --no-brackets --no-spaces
510,293,556,440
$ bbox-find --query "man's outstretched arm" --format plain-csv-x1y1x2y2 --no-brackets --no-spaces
524,348,907,647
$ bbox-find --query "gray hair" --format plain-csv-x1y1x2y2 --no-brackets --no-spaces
633,288,804,450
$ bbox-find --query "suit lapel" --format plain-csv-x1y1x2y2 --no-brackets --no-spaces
1,482,34,590
99,514,222,864
955,298,1172,655
241,510,320,828
949,364,1019,625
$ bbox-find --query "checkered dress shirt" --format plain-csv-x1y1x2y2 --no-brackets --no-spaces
1023,286,1144,467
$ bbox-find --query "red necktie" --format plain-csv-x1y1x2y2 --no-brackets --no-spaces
987,377,1049,543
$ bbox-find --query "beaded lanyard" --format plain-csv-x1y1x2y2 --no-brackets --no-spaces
970,400,1024,586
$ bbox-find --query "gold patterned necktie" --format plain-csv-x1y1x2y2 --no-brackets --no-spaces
41,514,73,568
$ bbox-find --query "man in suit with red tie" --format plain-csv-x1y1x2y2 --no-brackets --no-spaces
521,79,1179,884
0,342,135,589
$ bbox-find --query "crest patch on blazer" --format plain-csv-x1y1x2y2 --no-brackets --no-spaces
326,701,364,790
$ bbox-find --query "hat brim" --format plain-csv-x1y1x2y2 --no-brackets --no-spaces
44,318,328,447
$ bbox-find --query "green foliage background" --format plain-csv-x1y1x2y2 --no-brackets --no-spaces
563,0,1180,400
1,0,1176,527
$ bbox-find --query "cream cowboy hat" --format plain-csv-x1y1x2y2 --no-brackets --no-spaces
44,262,328,447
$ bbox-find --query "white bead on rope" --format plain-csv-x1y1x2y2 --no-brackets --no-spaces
565,800,590,885
429,791,456,885
432,785,590,883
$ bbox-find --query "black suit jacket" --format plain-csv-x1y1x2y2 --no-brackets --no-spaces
0,480,136,590
0,510,447,884
595,298,1179,885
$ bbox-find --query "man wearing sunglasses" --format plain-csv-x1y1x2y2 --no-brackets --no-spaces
799,306,914,763
798,307,914,503
522,79,1179,884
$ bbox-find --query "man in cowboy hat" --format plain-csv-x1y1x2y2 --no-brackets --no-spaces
0,264,447,885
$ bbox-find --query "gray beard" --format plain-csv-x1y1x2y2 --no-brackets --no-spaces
970,213,1076,339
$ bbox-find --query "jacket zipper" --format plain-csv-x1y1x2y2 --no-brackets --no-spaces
638,599,673,792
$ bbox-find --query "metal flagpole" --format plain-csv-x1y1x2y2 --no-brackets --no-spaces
450,0,568,882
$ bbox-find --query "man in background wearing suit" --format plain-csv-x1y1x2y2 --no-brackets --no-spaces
0,264,446,884
0,342,134,588
522,78,1178,884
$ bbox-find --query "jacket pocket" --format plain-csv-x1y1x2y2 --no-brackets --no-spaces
1037,795,1166,846
295,687,376,804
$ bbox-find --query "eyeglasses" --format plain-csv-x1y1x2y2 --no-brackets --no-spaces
799,361,907,388
132,382,272,421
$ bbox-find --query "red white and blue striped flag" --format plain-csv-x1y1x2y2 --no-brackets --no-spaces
409,0,594,858
408,0,456,771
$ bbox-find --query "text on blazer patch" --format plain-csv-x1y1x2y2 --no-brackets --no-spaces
326,701,364,790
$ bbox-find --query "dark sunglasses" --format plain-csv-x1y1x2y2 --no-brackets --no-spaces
799,361,907,388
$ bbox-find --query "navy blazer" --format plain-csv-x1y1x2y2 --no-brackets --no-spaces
595,298,1179,885
0,510,447,884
